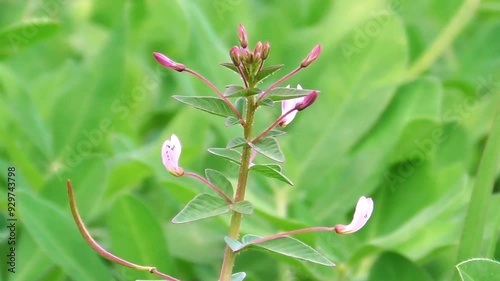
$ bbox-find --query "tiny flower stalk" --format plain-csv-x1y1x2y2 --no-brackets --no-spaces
257,44,322,103
66,180,181,281
153,52,244,124
252,86,318,144
243,196,374,247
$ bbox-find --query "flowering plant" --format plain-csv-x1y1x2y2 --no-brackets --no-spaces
67,24,373,281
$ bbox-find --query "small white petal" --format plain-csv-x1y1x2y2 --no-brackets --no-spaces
162,134,183,176
335,196,374,234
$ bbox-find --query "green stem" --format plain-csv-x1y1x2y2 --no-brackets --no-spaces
67,180,181,281
456,108,500,262
219,96,257,281
405,0,481,80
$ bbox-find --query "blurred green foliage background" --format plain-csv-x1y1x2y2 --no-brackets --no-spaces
0,0,499,280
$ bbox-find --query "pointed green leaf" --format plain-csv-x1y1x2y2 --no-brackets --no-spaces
231,200,254,215
258,98,274,107
205,169,234,198
224,85,245,96
242,234,335,267
225,87,261,98
225,116,241,127
172,95,236,118
268,129,286,138
255,64,284,84
249,137,284,162
227,137,248,149
231,272,247,281
220,62,239,74
264,87,313,101
235,97,246,116
224,236,244,251
172,194,230,224
250,164,293,185
208,148,242,164
456,258,500,281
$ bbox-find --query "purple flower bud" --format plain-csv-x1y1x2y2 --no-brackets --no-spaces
295,90,318,111
230,46,241,66
153,52,185,72
300,45,322,68
238,24,248,48
261,42,270,60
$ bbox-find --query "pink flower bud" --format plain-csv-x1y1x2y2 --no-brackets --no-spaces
334,196,374,234
295,91,318,111
261,42,270,60
153,52,185,72
254,41,262,59
230,46,241,66
300,45,322,68
238,24,248,48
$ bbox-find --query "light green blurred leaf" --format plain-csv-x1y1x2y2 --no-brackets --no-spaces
242,234,335,267
0,18,59,59
205,169,234,198
172,194,230,224
172,96,237,118
249,137,284,162
18,190,113,281
227,137,247,149
250,164,293,185
231,272,247,281
231,200,254,215
367,252,433,281
208,148,242,164
456,258,500,281
107,194,175,280
10,233,54,281
255,64,284,85
224,236,244,251
262,87,312,102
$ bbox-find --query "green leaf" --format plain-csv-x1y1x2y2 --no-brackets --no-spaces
17,190,112,281
264,87,312,101
367,252,433,281
225,116,241,127
267,129,286,138
0,18,60,59
225,87,262,98
250,164,293,185
249,137,285,162
172,194,231,224
456,258,500,281
224,236,244,251
255,64,284,84
259,98,274,107
208,148,242,164
220,62,239,74
227,137,248,149
242,234,334,267
224,85,245,96
231,200,254,215
231,272,247,281
172,95,236,118
107,194,175,280
205,169,234,198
